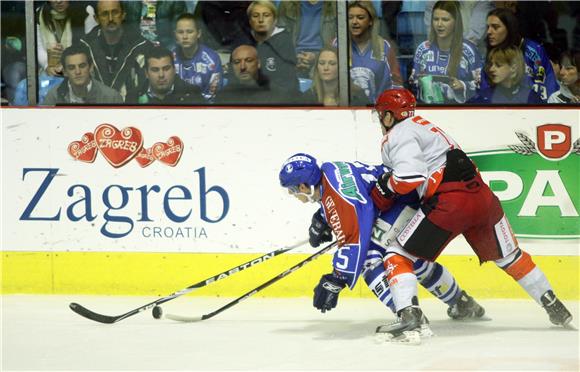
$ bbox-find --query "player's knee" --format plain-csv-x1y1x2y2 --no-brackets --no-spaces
496,249,536,280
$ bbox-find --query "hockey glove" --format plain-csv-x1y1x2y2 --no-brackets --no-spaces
309,210,333,248
313,272,347,313
371,172,397,212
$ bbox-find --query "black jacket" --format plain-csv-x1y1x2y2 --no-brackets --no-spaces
126,77,204,105
216,73,287,105
252,28,300,95
79,26,151,99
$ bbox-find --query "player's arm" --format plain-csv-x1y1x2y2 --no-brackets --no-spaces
372,137,427,211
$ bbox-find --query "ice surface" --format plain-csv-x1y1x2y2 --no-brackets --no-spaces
2,295,578,371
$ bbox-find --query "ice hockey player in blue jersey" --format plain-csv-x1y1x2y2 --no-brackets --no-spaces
173,14,223,102
278,153,485,329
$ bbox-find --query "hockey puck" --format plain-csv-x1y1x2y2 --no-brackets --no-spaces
152,305,163,319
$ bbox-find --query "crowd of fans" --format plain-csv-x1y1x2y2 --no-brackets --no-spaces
1,0,578,106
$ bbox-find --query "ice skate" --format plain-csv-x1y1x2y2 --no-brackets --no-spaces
540,290,573,327
375,306,433,345
447,290,485,320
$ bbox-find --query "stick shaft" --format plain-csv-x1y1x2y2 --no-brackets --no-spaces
69,239,308,323
165,241,337,322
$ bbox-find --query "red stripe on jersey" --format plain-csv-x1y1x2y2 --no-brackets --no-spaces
321,176,360,247
388,176,423,195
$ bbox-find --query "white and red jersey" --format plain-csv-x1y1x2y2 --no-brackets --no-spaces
381,115,459,199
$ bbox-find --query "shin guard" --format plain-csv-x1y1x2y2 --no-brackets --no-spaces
384,254,418,312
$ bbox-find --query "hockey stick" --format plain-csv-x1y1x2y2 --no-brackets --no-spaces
164,240,337,322
69,239,308,324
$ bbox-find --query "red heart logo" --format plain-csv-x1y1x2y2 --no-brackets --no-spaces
135,146,155,168
152,136,184,167
94,124,143,168
68,132,98,163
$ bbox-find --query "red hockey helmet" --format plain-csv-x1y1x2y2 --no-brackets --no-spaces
374,88,416,121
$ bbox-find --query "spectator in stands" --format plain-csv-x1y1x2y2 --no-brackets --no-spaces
193,1,253,52
481,7,559,102
301,46,366,106
423,0,492,51
278,1,337,78
494,1,560,48
36,1,88,77
216,44,283,105
126,45,203,104
43,45,123,105
1,1,26,104
548,51,580,104
470,46,541,104
248,0,300,95
123,1,187,49
173,13,223,101
347,1,402,103
410,0,483,104
79,0,150,100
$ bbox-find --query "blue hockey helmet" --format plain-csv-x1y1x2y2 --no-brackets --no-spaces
279,153,322,191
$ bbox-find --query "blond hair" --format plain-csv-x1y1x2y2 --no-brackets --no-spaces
486,47,525,85
247,1,278,20
348,1,384,61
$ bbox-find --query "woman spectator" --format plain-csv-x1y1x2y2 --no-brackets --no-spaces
347,1,402,103
481,7,559,102
470,46,542,104
301,47,366,106
548,51,580,104
410,0,483,104
248,0,300,96
36,0,87,76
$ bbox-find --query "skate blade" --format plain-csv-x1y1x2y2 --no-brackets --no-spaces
375,330,422,345
562,320,577,331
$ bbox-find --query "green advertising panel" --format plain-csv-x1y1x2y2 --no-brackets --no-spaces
470,129,579,239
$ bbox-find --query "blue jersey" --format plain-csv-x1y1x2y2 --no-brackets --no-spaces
350,39,403,103
480,39,558,102
317,161,419,288
173,44,223,101
410,39,483,103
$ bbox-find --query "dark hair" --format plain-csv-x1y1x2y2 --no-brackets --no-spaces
486,8,521,50
144,45,174,69
430,1,463,78
175,13,199,29
93,0,124,13
60,44,93,67
38,1,87,41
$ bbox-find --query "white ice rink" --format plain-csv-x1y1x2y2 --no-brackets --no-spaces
2,295,579,371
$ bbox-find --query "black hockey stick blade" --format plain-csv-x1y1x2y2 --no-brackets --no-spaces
69,302,137,324
69,239,307,324
164,241,337,323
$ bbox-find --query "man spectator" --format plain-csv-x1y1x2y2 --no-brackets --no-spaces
123,1,187,49
216,44,283,105
126,45,203,104
247,1,300,96
43,45,123,105
79,0,150,100
173,13,223,102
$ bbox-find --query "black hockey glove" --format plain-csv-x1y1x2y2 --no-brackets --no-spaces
309,210,332,248
313,272,347,313
371,172,397,212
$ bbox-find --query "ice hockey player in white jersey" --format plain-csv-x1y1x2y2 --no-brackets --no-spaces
369,88,573,342
278,153,485,332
